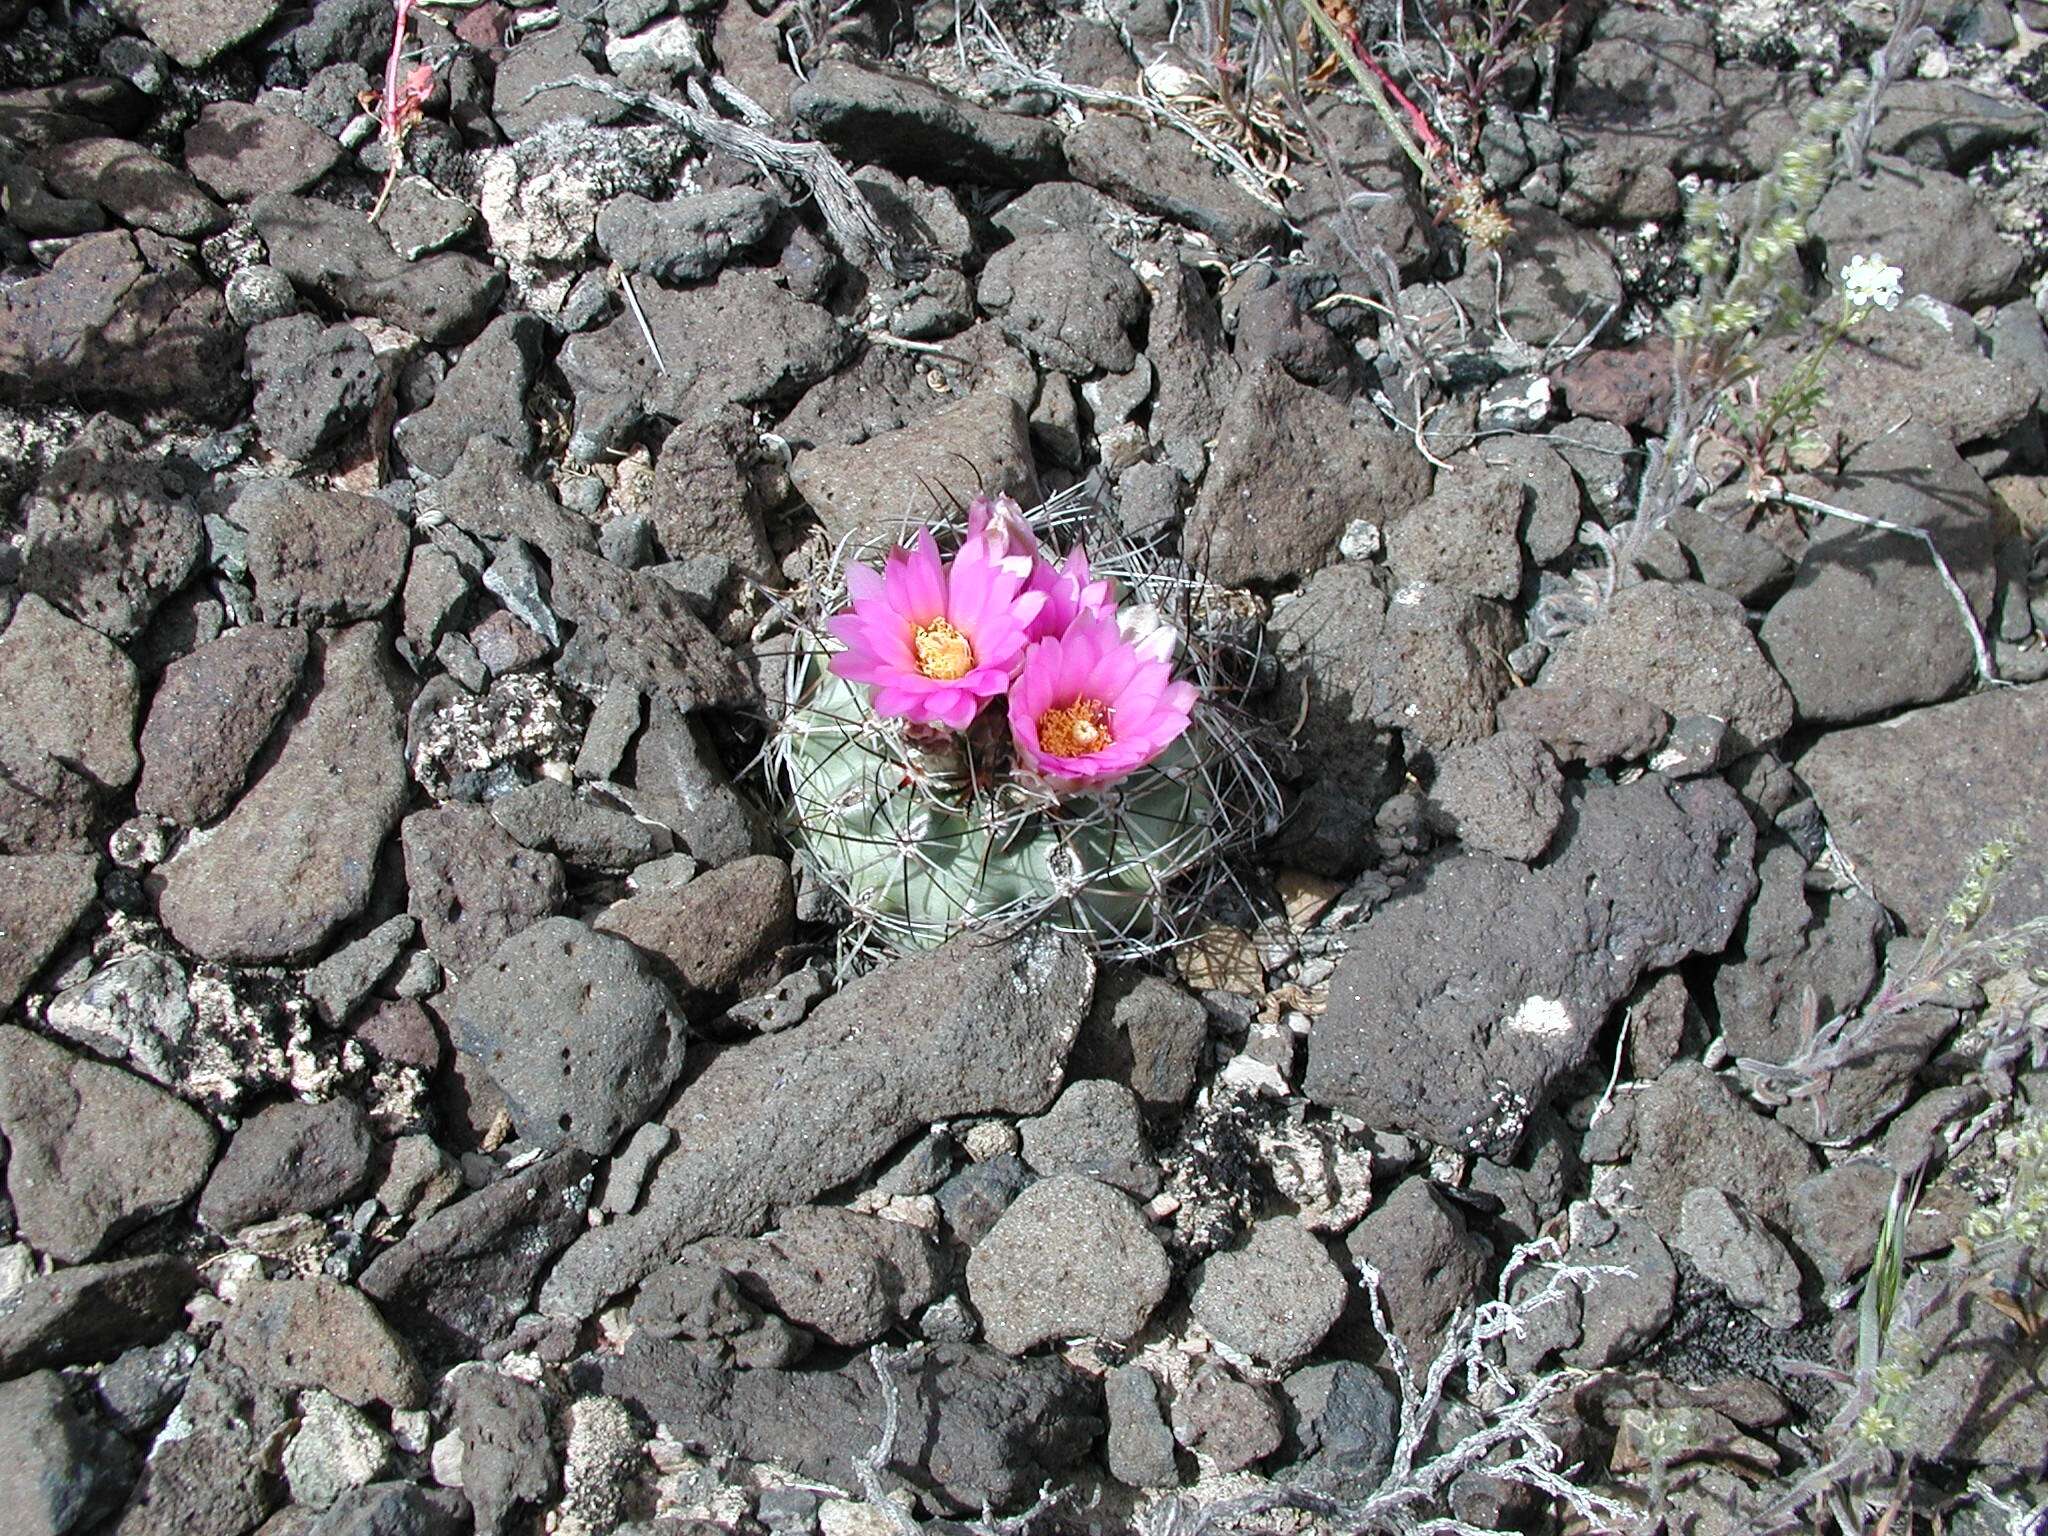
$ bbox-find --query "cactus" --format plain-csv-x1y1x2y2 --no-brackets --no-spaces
765,487,1278,962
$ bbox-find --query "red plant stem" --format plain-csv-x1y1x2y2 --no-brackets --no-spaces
381,0,417,137
1341,21,1451,167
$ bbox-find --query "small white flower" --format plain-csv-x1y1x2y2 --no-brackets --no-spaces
1841,253,1904,314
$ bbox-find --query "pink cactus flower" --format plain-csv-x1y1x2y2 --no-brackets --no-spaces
1009,610,1198,793
967,493,1113,643
827,530,1046,732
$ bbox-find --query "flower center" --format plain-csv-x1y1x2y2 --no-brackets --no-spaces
913,619,974,681
1037,698,1114,758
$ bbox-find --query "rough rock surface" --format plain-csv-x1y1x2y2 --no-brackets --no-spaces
153,625,410,963
968,1174,1172,1354
135,624,308,826
1306,777,1757,1157
539,932,1091,1318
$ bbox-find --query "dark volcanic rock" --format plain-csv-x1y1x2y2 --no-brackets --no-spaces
233,479,411,624
977,231,1145,375
0,231,244,420
446,1370,555,1536
540,931,1091,1319
1760,423,1998,726
550,550,756,712
152,625,410,963
20,414,203,642
245,316,381,462
402,804,565,980
595,188,781,284
1305,777,1757,1158
968,1174,1171,1354
0,1255,199,1376
1797,681,2048,934
394,312,547,479
1188,361,1431,586
1344,1177,1491,1363
136,624,309,826
0,594,142,791
182,101,344,200
790,59,1064,186
699,1204,943,1347
32,135,225,239
1065,115,1290,258
591,1339,1100,1513
250,194,504,345
0,743,99,856
198,1098,375,1231
0,1027,216,1263
360,1149,593,1359
594,854,793,1009
111,1351,289,1536
647,408,776,576
217,1278,425,1410
104,0,286,66
452,916,689,1157
0,1368,137,1535
0,853,99,1009
1810,156,2025,312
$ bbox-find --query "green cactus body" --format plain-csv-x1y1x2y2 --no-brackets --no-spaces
777,640,1229,954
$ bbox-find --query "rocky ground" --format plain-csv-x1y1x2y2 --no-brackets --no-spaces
3,0,2048,1532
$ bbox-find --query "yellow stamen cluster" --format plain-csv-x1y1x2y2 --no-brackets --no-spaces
913,620,973,681
1038,699,1114,758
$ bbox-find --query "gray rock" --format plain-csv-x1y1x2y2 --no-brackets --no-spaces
304,914,416,1028
417,439,598,564
788,390,1040,552
701,1205,942,1346
1282,1362,1398,1495
94,1332,199,1438
1561,1211,1675,1368
1668,502,1795,606
182,101,342,201
1070,968,1209,1114
592,1338,1099,1513
1761,423,1998,726
1020,1079,1158,1198
0,745,99,856
199,1098,375,1231
646,408,776,577
968,1173,1170,1354
1065,115,1288,257
307,1483,468,1536
1625,1062,1819,1236
0,855,99,1010
601,1123,675,1215
1440,202,1623,351
1370,583,1524,751
234,479,410,625
1345,1178,1490,1364
21,414,203,642
1865,78,2046,171
626,697,764,866
1188,361,1431,587
108,0,284,66
0,1256,198,1376
0,1369,136,1536
250,194,503,345
1541,580,1794,753
489,779,663,869
1306,778,1757,1158
282,1390,391,1509
246,315,379,461
136,623,308,825
0,594,142,791
556,268,852,461
1675,1188,1802,1329
594,853,794,1008
0,231,244,422
540,933,1092,1319
402,804,565,980
0,1027,215,1263
452,916,689,1157
596,188,780,284
1104,1365,1179,1488
1796,680,2048,934
1386,465,1527,600
394,312,546,479
1191,1217,1347,1367
490,22,631,139
1891,1251,2048,1470
447,1369,554,1535
218,1277,425,1410
225,265,300,327
1424,729,1565,862
977,231,1145,375
1811,156,2024,312
550,550,757,712
1494,684,1667,765
1142,248,1237,481
1171,1366,1283,1473
360,1149,593,1358
111,1352,289,1536
936,1154,1032,1249
790,58,1064,185
32,135,223,239
153,625,409,963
